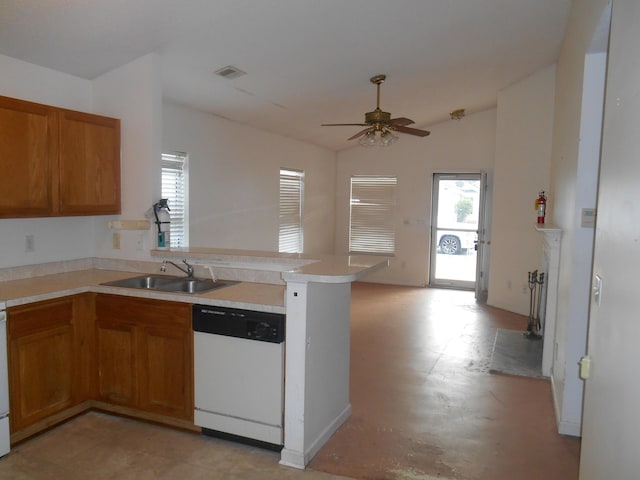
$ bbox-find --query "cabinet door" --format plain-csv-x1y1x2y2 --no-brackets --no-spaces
8,299,75,431
96,319,137,406
58,110,120,215
139,325,193,420
0,96,57,217
95,294,192,418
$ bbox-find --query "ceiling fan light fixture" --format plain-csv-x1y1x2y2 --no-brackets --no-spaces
322,74,430,145
358,130,377,146
380,129,398,146
358,128,398,147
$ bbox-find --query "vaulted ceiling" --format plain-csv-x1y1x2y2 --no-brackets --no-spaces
0,0,572,151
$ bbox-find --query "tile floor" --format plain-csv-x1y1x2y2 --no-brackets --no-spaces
310,283,580,480
0,283,580,480
0,412,349,480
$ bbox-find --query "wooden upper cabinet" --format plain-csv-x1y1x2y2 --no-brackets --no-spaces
0,95,121,218
0,96,58,217
59,110,121,215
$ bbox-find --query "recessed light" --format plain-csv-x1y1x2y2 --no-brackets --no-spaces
214,65,246,79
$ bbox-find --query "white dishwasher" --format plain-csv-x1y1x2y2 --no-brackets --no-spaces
192,305,285,449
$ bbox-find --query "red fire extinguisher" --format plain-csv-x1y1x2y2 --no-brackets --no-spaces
535,191,547,224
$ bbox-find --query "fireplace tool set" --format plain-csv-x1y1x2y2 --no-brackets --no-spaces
525,270,545,340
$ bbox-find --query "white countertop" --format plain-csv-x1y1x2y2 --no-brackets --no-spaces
0,251,387,311
151,247,389,283
0,269,286,313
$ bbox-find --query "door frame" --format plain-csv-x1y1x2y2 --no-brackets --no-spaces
428,171,488,294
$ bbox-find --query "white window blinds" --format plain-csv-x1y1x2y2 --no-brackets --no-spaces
349,176,397,254
161,152,188,248
279,168,304,253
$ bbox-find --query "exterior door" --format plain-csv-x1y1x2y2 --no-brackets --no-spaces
429,173,484,290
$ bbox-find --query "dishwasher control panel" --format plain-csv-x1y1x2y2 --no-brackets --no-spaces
192,305,285,343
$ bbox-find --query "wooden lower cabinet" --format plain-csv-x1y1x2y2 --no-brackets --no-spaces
96,318,137,407
95,294,193,421
140,324,192,419
8,293,194,442
7,295,94,433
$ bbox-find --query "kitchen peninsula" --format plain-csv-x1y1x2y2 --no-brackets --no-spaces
0,249,387,469
152,247,388,469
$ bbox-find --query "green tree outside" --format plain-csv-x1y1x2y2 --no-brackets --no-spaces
455,198,473,222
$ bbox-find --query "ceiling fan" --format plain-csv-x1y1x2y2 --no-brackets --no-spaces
322,74,430,146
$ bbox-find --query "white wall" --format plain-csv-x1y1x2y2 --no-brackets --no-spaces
0,54,92,111
0,54,97,268
0,51,335,269
162,101,336,254
546,0,610,440
0,53,163,268
487,66,556,315
92,54,163,260
577,0,640,477
335,109,496,286
551,51,606,437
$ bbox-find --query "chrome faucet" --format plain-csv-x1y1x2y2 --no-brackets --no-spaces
161,259,194,278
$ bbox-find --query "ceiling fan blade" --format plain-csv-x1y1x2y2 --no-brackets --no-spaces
348,128,373,140
388,117,414,126
321,123,368,127
393,125,431,137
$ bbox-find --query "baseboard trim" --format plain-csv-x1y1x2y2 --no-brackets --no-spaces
10,400,92,445
279,403,351,469
91,401,199,433
550,373,582,437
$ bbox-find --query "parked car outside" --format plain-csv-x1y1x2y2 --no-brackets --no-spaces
437,230,477,255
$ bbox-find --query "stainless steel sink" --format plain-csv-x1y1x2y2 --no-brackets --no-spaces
101,274,237,294
168,278,229,294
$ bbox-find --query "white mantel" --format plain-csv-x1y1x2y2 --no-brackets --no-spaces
535,223,562,376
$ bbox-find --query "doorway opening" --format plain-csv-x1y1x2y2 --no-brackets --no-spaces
429,173,485,290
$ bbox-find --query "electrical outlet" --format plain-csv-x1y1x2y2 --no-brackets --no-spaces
136,233,145,251
25,234,35,252
112,232,121,250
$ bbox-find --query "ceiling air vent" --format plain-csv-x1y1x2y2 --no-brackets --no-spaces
214,65,246,80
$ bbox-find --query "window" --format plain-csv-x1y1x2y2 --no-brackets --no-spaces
279,168,304,253
349,176,397,254
161,151,188,248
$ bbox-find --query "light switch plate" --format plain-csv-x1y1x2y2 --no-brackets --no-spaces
593,274,603,306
